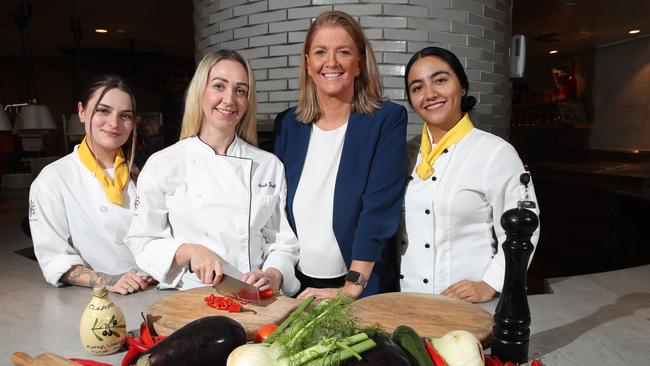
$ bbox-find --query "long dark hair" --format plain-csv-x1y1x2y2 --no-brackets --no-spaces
404,46,476,113
80,74,138,180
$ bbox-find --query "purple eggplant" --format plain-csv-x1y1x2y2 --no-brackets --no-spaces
136,316,246,366
342,334,413,366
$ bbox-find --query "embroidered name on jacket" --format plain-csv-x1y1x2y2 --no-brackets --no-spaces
258,181,276,188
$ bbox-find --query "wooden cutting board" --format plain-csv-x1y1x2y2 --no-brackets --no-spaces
11,352,79,366
352,292,493,344
147,287,302,340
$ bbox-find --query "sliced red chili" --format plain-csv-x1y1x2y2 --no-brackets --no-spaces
205,294,256,313
531,360,543,366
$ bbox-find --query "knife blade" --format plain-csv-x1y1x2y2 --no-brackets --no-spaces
213,274,261,305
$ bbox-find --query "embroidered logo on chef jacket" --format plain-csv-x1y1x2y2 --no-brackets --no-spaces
28,200,36,220
134,194,141,211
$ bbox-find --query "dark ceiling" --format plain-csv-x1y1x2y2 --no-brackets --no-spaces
0,0,194,59
0,0,648,63
513,0,650,62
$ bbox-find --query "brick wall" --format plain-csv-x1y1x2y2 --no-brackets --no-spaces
194,0,513,138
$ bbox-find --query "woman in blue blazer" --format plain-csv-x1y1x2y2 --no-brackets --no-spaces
274,11,407,299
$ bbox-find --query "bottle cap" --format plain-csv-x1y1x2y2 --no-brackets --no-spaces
91,287,108,297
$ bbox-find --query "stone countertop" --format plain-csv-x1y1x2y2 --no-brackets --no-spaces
1,250,649,365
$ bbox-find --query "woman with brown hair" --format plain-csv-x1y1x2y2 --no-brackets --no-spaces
126,50,300,295
274,11,407,299
29,74,154,294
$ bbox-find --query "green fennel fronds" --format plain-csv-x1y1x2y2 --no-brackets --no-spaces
274,294,358,363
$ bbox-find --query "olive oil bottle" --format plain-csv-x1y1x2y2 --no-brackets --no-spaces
79,287,126,355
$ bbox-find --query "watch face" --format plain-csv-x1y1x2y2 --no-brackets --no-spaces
346,271,361,284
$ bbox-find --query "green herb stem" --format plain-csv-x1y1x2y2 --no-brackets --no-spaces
303,339,377,366
289,333,370,365
264,296,315,345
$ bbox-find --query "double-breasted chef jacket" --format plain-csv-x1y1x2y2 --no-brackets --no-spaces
400,128,540,294
125,136,300,295
29,146,139,286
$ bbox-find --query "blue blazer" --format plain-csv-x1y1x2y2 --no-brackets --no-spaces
273,101,407,297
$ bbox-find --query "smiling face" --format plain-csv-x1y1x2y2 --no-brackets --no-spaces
78,87,134,157
201,59,250,135
407,56,465,140
306,25,361,103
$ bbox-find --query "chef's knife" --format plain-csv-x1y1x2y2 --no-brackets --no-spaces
214,274,261,305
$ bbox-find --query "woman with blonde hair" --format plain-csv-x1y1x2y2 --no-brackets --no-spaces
29,74,154,295
126,50,300,295
274,11,407,299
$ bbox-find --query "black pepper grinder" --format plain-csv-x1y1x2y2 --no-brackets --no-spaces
491,172,539,364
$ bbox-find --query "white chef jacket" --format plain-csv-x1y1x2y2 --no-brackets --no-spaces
124,136,300,295
400,128,540,294
28,146,139,286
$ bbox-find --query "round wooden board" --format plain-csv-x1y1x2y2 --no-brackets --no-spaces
352,292,493,344
147,287,302,340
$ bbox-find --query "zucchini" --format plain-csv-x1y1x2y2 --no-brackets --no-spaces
392,325,434,366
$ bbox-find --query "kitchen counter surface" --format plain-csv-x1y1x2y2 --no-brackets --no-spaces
2,248,649,365
2,188,648,366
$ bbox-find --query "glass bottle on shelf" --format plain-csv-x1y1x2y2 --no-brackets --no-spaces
566,60,577,100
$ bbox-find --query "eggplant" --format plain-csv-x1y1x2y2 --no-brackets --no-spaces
342,334,412,366
137,316,246,366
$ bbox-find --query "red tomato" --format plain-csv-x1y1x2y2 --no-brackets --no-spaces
254,323,278,343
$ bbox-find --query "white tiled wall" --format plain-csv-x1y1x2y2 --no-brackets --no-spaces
194,0,513,139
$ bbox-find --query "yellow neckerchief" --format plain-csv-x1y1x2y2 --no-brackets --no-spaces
77,137,128,206
416,113,474,180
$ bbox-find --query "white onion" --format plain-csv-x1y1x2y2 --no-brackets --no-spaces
430,330,485,366
226,343,288,366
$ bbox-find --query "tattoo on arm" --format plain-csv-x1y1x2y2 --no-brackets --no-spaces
61,265,122,288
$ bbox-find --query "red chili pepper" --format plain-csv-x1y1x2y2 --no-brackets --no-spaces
531,360,544,366
140,321,155,347
259,288,278,299
69,359,112,366
484,355,502,366
503,361,517,366
126,335,150,353
423,338,447,366
120,345,141,366
490,355,504,366
153,335,167,343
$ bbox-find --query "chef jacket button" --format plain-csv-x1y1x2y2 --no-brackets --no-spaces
399,274,404,279
400,240,406,246
423,278,429,284
99,205,108,213
425,209,430,214
408,176,414,181
431,176,437,181
443,148,449,153
425,243,430,248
